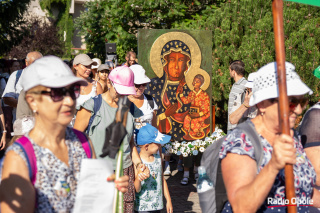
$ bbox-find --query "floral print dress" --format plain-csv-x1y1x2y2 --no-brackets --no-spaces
219,120,316,213
134,154,163,211
2,127,89,213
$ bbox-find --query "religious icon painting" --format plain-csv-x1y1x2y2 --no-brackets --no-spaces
138,29,212,142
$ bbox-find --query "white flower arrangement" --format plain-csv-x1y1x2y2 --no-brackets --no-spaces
163,127,226,156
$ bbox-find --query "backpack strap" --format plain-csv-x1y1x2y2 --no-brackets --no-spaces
237,120,264,168
14,69,23,90
144,94,154,109
14,136,37,185
86,94,102,134
72,129,92,158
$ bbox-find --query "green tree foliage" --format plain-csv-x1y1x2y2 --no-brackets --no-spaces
174,0,320,130
0,0,31,56
76,0,320,131
8,17,64,58
39,0,73,57
75,0,225,62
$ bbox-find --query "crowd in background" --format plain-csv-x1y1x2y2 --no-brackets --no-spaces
1,51,320,213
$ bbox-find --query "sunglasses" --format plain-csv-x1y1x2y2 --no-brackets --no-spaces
135,83,147,88
30,85,80,102
269,96,308,110
99,70,110,74
289,96,308,110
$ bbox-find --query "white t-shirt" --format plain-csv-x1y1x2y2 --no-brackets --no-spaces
2,69,24,122
132,94,158,129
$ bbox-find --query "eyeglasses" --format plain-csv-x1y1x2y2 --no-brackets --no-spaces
289,96,308,111
29,85,80,102
135,83,147,88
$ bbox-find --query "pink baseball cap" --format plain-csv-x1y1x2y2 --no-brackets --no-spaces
108,65,136,95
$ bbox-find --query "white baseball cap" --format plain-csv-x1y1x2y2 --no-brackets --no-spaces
249,61,313,106
130,64,150,84
92,58,102,69
21,56,88,91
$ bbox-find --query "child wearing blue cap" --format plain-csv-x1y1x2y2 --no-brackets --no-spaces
134,123,173,213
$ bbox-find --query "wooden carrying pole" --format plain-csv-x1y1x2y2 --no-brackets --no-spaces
272,0,297,212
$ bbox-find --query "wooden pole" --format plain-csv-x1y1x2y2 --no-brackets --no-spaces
272,0,296,212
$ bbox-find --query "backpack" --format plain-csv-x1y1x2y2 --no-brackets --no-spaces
86,94,103,134
14,128,93,185
199,120,263,213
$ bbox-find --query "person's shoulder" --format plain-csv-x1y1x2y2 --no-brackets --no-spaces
81,96,96,111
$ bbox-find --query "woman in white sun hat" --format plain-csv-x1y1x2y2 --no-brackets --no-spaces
219,62,320,212
0,56,129,212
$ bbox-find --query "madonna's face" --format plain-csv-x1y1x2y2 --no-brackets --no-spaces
165,51,189,81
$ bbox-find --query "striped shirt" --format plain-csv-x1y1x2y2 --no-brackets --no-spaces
227,77,247,131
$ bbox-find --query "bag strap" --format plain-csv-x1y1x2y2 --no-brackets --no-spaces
14,136,37,185
237,120,264,168
86,94,102,134
72,128,92,158
14,69,23,90
144,94,154,109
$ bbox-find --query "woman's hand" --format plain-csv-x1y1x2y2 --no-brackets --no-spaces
137,164,150,181
166,200,173,213
269,132,296,171
107,174,129,193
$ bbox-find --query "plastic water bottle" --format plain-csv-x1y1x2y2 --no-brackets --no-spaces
197,166,213,193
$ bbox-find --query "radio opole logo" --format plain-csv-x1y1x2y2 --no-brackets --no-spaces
268,198,313,208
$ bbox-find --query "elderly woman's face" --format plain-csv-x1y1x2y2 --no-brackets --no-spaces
29,85,78,126
261,95,305,129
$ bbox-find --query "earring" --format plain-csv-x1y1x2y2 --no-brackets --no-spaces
261,112,264,116
33,109,37,114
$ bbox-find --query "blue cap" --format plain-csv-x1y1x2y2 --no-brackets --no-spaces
136,123,171,145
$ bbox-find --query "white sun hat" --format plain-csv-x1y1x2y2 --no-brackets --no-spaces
130,64,151,84
244,72,257,89
249,61,313,106
21,56,88,91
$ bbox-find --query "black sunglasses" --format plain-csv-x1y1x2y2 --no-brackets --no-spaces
135,83,147,88
99,69,110,74
269,96,308,110
289,96,308,110
30,85,80,102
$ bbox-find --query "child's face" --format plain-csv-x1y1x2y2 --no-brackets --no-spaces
192,77,202,89
146,143,160,154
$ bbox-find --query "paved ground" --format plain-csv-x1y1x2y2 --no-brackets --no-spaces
161,157,202,213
